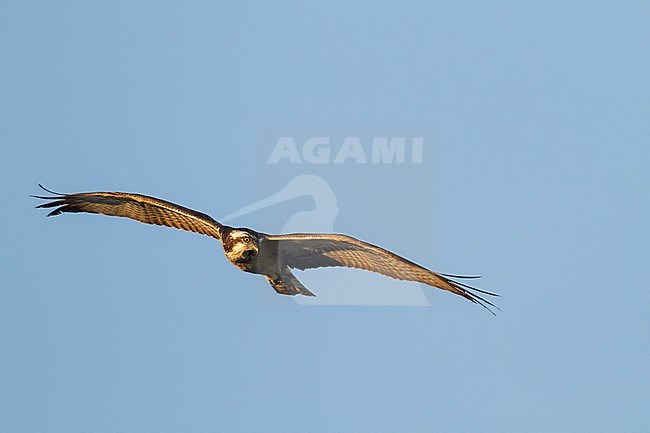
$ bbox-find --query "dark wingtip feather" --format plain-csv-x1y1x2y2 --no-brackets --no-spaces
35,200,66,209
38,184,65,195
440,273,481,280
47,209,62,217
471,293,500,316
441,274,500,315
31,185,66,200
32,185,68,216
459,286,500,316
452,278,500,298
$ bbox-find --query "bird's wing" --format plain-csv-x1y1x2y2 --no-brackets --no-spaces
33,185,223,240
264,233,499,312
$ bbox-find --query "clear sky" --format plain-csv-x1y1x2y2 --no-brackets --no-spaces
2,1,649,432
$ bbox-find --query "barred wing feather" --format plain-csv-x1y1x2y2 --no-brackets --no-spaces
33,185,222,240
265,233,499,313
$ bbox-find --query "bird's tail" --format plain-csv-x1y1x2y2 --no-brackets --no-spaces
265,267,316,297
284,271,316,297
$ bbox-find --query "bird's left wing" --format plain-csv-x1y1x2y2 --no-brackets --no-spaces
33,185,223,240
264,233,499,312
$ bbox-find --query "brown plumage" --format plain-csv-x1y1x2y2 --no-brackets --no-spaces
33,185,499,313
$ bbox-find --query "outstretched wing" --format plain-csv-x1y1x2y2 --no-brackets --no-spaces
33,185,223,240
264,233,499,313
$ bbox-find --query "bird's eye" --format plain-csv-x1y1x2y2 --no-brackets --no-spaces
243,235,251,243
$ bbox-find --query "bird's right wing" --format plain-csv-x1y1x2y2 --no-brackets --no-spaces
33,185,223,240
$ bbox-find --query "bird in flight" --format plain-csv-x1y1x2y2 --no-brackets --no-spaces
33,185,498,313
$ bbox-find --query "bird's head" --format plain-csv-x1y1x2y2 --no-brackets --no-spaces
222,229,260,266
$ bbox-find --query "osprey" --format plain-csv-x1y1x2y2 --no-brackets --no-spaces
33,185,498,313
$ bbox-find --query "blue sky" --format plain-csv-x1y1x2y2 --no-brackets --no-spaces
2,1,649,432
